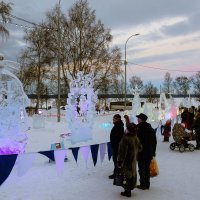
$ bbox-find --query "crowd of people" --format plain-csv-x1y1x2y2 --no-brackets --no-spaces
180,107,200,149
109,112,157,197
159,106,200,149
108,106,200,197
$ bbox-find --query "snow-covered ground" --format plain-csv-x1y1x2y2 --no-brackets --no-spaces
0,111,200,200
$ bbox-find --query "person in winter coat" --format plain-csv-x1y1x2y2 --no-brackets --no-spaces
116,123,142,197
161,119,171,142
188,107,195,130
109,114,124,179
192,110,200,149
181,108,189,128
136,113,157,190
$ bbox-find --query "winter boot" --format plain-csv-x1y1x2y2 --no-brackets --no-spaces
108,174,115,179
121,190,131,197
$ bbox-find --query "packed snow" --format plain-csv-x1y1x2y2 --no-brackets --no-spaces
0,110,200,200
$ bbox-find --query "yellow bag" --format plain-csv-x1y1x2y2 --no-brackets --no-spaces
150,157,159,177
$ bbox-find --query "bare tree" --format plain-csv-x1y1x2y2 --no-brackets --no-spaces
143,81,158,103
128,75,143,93
48,0,122,90
0,1,12,39
18,0,122,105
190,71,200,101
173,76,190,95
162,72,173,95
110,74,125,101
19,26,53,111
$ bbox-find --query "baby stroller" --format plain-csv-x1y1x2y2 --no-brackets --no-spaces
170,123,195,152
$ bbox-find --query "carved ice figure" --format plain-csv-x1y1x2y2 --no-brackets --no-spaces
130,85,141,123
168,94,177,120
66,72,98,144
143,102,154,121
131,85,140,114
0,58,30,155
159,92,168,120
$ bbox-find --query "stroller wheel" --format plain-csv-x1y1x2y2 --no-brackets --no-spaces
170,143,176,150
188,144,195,152
179,144,185,152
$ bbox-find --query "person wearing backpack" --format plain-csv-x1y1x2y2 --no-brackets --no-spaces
136,113,157,190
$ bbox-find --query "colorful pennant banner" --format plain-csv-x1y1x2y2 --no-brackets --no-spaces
0,142,112,186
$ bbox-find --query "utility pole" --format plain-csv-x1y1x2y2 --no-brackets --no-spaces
57,0,61,122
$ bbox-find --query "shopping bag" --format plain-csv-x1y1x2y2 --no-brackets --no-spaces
150,157,159,177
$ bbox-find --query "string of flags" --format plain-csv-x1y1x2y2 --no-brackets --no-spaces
0,142,112,186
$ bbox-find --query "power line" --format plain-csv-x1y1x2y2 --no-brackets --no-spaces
9,14,38,26
1,15,37,29
128,61,199,73
3,21,33,29
1,18,50,30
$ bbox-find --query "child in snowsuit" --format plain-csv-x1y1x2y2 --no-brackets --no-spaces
161,119,171,142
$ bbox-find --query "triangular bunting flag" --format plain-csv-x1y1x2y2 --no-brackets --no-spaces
71,147,80,163
0,154,18,186
99,143,106,163
54,149,67,176
38,150,55,162
80,146,90,167
107,142,112,160
17,152,36,176
90,144,99,166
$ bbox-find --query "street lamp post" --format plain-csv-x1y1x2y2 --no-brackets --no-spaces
124,33,140,110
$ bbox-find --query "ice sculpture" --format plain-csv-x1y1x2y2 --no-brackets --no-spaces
143,102,155,121
131,85,140,114
159,92,168,120
130,85,141,123
168,94,177,120
66,72,98,144
0,57,30,155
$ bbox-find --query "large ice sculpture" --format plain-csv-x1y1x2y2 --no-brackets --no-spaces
66,72,98,144
130,85,141,123
0,57,30,155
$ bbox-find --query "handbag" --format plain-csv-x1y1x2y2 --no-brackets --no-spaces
113,172,127,186
150,157,159,177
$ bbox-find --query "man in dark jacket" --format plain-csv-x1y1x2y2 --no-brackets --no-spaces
193,109,200,149
109,114,124,179
136,113,157,190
